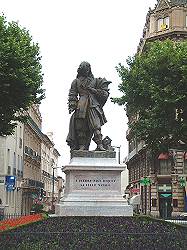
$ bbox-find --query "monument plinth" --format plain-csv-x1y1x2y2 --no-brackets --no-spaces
55,151,133,216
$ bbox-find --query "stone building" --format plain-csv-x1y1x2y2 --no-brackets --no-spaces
22,105,44,214
41,132,61,211
126,0,187,217
0,104,62,215
0,122,24,214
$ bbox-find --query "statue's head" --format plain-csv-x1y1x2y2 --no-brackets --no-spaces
77,61,93,78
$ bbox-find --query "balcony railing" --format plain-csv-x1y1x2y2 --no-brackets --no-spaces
21,178,44,189
24,146,41,162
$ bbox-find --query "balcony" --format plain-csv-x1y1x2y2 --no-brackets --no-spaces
42,170,58,181
21,178,44,189
24,146,41,162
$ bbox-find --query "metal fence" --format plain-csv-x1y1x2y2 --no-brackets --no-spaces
0,213,28,221
165,219,187,225
148,214,187,225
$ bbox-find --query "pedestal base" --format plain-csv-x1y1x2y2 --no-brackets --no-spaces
55,151,133,217
56,203,133,216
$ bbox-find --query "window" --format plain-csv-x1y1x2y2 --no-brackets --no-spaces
158,16,169,31
184,160,187,174
13,168,16,176
173,199,178,208
7,149,11,175
18,155,20,171
13,152,16,169
7,166,11,175
158,159,172,175
152,198,157,207
19,138,22,148
129,138,136,153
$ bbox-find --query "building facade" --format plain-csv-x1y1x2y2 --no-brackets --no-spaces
0,105,62,216
126,0,187,217
0,123,24,214
22,105,44,214
41,132,61,211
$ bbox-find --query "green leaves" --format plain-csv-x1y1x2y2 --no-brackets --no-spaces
0,14,45,135
113,40,187,153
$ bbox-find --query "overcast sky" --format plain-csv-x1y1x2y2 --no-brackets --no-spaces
1,0,157,168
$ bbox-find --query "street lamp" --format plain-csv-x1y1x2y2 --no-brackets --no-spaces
112,145,121,164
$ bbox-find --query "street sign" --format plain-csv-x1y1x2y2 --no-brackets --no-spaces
158,184,171,192
131,188,140,193
140,177,151,186
5,176,16,186
6,185,14,192
160,193,172,198
5,176,16,192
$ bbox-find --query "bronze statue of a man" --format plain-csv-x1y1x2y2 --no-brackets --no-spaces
66,61,111,151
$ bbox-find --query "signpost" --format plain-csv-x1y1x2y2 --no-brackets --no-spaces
140,177,151,215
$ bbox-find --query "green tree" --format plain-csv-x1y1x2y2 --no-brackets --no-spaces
112,40,187,154
0,15,45,136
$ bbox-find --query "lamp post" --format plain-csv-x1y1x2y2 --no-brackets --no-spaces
112,145,121,164
51,160,61,212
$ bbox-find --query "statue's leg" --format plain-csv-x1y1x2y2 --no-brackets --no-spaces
93,129,106,151
75,118,89,150
87,108,106,151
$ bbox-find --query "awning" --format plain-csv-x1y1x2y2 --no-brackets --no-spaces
158,153,169,160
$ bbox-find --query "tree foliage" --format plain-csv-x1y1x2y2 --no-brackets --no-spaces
112,40,187,153
0,14,45,136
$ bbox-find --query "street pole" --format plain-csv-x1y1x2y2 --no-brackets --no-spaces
112,145,121,164
140,177,151,215
145,185,147,215
118,146,121,164
52,166,55,211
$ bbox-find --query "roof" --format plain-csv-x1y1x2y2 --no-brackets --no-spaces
155,0,187,11
170,0,187,5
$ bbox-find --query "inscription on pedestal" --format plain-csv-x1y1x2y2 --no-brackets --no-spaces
74,175,119,190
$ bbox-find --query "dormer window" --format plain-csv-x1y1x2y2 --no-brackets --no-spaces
158,17,169,31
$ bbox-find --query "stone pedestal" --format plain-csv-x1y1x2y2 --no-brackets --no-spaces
55,151,133,216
